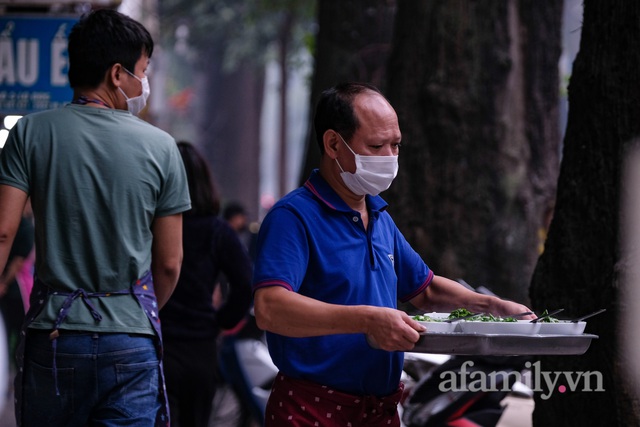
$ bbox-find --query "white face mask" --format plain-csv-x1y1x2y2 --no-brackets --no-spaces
335,133,399,196
119,68,150,115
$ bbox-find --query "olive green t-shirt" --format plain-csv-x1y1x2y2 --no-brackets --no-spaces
0,104,191,334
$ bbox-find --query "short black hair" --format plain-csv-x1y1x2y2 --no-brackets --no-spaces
313,82,382,154
67,9,154,89
177,141,220,216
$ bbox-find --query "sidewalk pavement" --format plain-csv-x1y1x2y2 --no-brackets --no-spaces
0,388,15,427
497,395,534,427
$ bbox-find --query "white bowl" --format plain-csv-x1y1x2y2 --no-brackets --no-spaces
417,321,459,333
414,312,459,333
538,321,586,335
458,320,541,335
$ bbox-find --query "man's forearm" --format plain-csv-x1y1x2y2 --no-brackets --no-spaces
0,185,28,273
151,262,181,308
254,286,376,337
150,213,184,309
412,275,533,318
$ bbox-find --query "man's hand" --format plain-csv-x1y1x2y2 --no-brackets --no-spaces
364,307,426,352
488,299,536,320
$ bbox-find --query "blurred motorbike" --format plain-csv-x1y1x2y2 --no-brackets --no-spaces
401,355,532,427
210,311,278,427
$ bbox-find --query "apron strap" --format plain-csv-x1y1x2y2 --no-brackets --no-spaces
15,273,169,426
48,287,131,395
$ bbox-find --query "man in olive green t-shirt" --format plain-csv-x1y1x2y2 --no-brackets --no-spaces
0,10,190,427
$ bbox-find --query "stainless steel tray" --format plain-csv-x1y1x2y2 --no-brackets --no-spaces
413,333,598,356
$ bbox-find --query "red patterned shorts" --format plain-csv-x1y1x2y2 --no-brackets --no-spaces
264,372,404,427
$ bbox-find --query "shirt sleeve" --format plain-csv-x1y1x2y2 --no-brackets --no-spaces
392,220,434,302
252,206,310,293
155,142,191,217
0,124,30,193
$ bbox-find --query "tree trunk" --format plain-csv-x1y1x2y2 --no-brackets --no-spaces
530,0,640,424
278,11,293,199
194,46,264,222
385,0,562,304
300,0,396,183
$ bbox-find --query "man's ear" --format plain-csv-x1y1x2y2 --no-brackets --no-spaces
108,63,124,88
323,130,341,160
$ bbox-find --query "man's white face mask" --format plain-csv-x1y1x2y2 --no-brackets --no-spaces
335,133,399,196
119,68,150,115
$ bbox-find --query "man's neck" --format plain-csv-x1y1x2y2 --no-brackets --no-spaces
72,89,114,109
318,165,367,212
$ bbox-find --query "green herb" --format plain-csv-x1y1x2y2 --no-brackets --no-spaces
448,308,516,322
538,309,560,323
475,313,517,323
412,314,443,322
448,308,474,319
414,308,519,322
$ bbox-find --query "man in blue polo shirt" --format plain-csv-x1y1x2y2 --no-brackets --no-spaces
253,82,534,426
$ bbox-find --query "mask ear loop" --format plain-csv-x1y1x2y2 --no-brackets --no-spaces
119,68,144,99
123,67,143,82
118,87,130,101
335,132,356,174
336,132,357,156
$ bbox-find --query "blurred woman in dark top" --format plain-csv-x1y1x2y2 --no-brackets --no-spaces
161,141,253,427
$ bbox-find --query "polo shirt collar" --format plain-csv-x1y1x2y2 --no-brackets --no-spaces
304,169,389,213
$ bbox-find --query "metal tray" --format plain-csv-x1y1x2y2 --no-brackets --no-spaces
413,333,599,356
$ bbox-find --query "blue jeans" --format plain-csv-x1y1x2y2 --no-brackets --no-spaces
21,331,161,427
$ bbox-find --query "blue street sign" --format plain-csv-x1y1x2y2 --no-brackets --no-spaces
0,15,79,114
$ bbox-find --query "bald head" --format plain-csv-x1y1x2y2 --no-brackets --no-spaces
314,82,394,155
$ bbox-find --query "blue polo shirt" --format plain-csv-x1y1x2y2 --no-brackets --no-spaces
252,169,433,396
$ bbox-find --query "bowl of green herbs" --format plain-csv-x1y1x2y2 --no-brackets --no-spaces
452,309,542,335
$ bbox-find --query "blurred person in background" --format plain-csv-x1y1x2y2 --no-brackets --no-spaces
15,200,35,313
0,9,190,426
212,202,276,427
223,202,249,235
161,141,252,427
222,201,260,260
0,200,34,369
